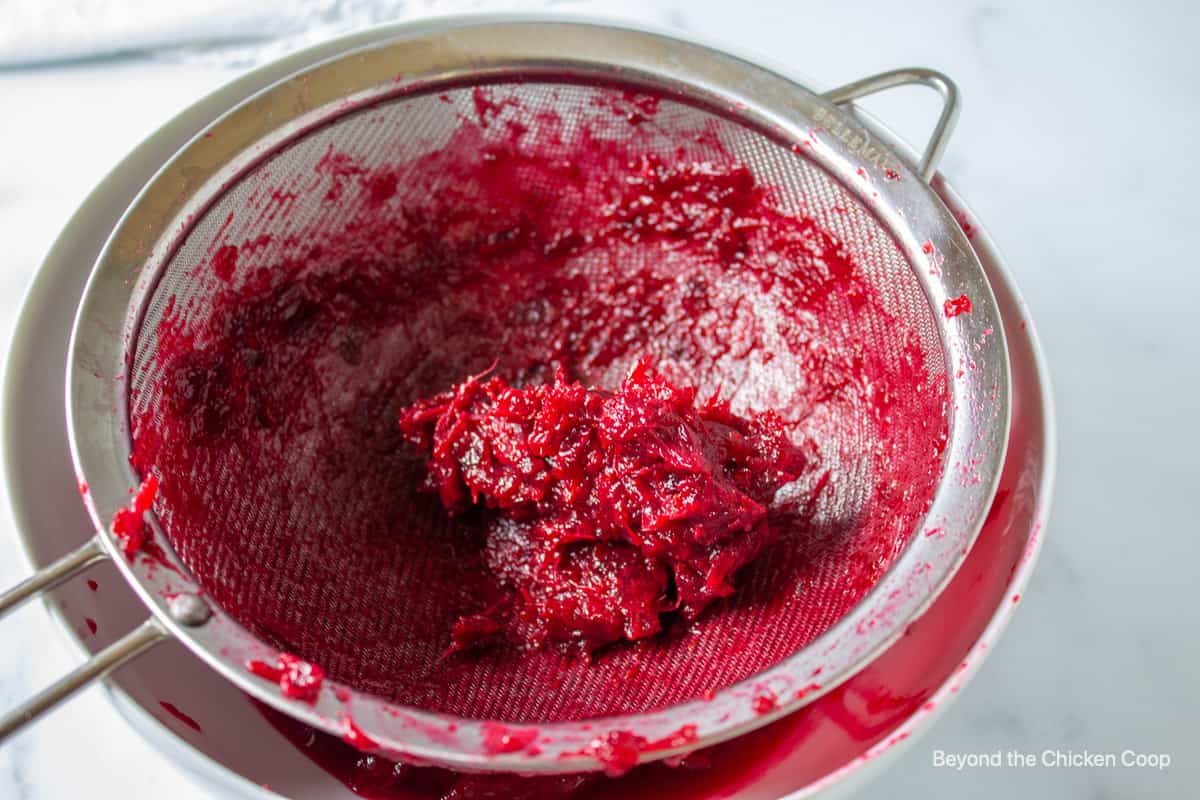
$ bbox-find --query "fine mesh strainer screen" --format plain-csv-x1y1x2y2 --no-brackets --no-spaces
127,80,948,723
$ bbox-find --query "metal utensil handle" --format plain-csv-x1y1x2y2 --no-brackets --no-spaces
0,535,106,618
824,68,960,183
0,534,170,743
0,618,168,742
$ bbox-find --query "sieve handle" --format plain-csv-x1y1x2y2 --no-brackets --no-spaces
0,618,169,744
0,534,169,744
824,68,960,183
0,535,107,620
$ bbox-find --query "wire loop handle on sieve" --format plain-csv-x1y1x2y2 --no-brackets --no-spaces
824,68,960,182
0,535,169,743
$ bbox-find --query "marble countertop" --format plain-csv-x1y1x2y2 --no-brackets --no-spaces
1,0,1196,797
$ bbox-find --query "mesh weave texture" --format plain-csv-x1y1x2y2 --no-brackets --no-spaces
128,81,947,722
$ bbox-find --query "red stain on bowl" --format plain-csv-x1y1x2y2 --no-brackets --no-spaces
159,701,203,733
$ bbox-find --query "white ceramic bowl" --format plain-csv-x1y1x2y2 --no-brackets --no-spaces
1,16,1053,799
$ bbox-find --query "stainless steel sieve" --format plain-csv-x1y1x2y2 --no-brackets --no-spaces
0,18,1009,774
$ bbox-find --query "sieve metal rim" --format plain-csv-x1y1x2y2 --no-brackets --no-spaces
44,18,1008,773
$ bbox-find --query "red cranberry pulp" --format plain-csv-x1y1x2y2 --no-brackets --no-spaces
246,653,326,703
399,363,805,652
130,84,947,725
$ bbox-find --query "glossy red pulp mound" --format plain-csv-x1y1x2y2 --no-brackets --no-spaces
943,293,973,319
399,362,805,653
246,653,326,703
111,474,178,574
130,83,947,724
111,474,158,559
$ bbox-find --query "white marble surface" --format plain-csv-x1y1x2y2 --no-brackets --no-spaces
1,0,1197,798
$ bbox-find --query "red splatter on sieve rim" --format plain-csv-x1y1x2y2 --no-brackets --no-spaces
1,20,1007,775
